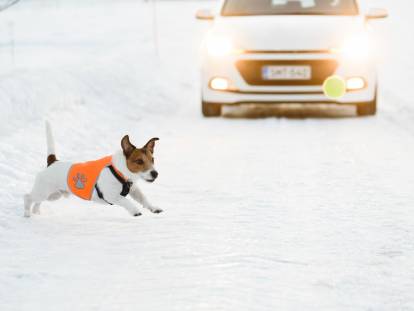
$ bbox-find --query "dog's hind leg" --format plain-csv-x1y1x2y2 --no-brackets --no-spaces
24,194,33,218
26,173,54,216
32,203,41,215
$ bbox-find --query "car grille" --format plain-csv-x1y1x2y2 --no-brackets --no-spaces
236,59,338,86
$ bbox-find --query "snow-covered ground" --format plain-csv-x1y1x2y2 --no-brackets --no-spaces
0,1,413,310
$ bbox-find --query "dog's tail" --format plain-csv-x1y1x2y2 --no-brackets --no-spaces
45,121,58,167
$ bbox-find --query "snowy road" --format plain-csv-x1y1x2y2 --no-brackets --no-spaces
0,1,414,310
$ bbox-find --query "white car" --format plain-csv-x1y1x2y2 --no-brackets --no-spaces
197,0,388,117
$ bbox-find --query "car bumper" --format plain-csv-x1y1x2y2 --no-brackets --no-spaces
201,51,377,105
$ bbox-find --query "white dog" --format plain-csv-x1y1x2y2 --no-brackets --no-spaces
24,122,162,217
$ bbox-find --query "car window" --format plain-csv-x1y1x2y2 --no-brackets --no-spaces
222,0,358,16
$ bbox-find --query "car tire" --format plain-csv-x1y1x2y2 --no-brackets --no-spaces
356,99,377,116
202,102,222,117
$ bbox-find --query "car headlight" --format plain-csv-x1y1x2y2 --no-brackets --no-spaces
338,33,371,61
205,35,233,57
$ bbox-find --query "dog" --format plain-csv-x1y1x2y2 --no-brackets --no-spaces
24,121,162,217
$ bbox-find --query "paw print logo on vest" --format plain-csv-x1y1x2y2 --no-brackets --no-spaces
73,173,87,190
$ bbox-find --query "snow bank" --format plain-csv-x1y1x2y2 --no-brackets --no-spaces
0,0,205,137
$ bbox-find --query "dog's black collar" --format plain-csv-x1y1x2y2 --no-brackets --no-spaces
108,165,133,197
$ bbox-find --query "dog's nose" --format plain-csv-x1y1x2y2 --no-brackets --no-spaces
151,170,158,179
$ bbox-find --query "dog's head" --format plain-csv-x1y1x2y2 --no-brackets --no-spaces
121,135,159,183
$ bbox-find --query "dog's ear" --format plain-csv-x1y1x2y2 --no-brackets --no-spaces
143,138,159,154
121,135,136,158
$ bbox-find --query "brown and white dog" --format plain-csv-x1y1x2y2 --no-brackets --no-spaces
24,122,162,217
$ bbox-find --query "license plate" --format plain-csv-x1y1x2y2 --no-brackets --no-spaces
262,65,312,80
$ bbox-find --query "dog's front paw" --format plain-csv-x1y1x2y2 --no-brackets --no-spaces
152,208,163,214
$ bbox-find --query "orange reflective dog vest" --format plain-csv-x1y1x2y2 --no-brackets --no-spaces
67,156,129,201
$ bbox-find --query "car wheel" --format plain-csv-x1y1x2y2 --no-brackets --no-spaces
356,98,377,116
202,102,222,117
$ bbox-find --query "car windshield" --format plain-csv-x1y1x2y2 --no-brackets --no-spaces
222,0,358,16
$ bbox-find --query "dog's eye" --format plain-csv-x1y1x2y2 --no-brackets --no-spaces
135,159,144,165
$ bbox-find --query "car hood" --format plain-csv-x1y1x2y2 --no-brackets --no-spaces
211,15,365,51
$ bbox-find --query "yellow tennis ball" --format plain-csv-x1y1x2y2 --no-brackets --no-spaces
323,75,346,99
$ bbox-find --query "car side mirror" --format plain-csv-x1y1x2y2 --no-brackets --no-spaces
196,9,215,21
365,8,388,20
